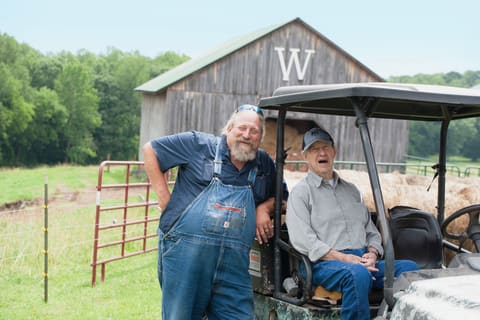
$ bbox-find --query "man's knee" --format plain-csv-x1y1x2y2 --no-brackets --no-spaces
341,264,372,289
395,259,419,276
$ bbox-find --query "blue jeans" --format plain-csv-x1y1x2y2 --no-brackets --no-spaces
158,174,257,319
309,248,419,320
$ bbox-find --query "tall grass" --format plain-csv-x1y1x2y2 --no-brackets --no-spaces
0,165,161,319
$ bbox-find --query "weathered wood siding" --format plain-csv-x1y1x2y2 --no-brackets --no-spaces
138,94,168,152
139,19,408,164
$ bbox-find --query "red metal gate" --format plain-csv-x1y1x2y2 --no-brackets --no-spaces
91,161,164,286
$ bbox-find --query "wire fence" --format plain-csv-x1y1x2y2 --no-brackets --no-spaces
0,225,154,263
2,159,480,284
0,195,160,265
0,200,96,263
284,160,480,177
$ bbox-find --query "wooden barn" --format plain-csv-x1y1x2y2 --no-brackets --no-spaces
135,17,408,166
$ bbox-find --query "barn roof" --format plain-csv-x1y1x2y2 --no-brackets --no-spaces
135,17,381,94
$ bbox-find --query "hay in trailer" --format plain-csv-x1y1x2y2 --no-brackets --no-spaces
284,169,480,240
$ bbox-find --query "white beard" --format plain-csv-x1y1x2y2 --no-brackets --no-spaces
231,141,256,162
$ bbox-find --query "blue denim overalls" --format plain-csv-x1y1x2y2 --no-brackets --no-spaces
158,138,257,320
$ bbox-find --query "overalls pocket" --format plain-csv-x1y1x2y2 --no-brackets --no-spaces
202,201,247,239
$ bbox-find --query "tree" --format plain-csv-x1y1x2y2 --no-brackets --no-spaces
93,50,189,161
93,50,148,161
408,121,440,157
0,64,35,165
150,50,189,78
55,61,101,164
447,119,476,156
462,118,480,161
391,71,480,160
21,87,67,164
30,55,63,90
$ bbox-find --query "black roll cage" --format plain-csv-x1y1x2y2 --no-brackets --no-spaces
258,82,480,308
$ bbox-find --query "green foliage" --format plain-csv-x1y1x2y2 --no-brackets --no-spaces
24,88,68,164
0,32,189,166
461,118,480,161
0,63,36,165
389,71,480,160
93,50,148,161
150,50,190,77
30,55,64,90
407,121,439,156
55,61,101,163
389,70,480,88
93,49,188,162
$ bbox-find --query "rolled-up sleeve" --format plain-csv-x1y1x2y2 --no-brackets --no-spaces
365,216,384,258
286,181,331,262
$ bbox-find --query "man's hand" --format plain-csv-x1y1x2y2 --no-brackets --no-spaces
255,197,275,244
324,249,379,274
325,250,362,264
360,252,379,273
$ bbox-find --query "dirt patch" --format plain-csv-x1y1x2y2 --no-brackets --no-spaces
0,199,40,211
0,184,98,222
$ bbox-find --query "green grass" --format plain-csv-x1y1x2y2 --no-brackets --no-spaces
0,165,99,204
404,156,480,177
0,165,161,320
2,160,478,319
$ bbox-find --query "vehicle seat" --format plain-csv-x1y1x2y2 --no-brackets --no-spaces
281,225,383,307
388,205,443,269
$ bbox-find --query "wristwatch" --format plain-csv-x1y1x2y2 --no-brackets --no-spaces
368,247,380,259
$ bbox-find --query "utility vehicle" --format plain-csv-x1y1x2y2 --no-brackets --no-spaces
249,82,480,319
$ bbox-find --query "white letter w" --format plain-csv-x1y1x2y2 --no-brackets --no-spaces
274,47,315,81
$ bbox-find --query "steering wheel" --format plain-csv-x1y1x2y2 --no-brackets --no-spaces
441,204,480,252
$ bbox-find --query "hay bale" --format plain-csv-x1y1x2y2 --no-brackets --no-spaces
284,169,480,221
283,169,480,253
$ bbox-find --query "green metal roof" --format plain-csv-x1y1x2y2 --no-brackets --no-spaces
135,19,291,93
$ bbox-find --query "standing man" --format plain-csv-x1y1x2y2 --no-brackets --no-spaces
286,127,418,320
143,104,281,319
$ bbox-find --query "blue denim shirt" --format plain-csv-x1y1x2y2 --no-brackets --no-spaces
151,131,281,233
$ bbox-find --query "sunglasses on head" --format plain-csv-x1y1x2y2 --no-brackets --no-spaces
236,104,264,117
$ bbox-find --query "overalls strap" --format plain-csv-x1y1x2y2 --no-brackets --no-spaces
213,137,222,177
247,164,257,186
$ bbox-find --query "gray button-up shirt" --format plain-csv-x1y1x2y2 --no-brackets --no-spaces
286,170,383,262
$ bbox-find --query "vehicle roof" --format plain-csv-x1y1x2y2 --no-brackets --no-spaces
258,82,480,121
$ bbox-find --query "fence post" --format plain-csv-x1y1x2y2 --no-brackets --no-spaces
43,175,48,303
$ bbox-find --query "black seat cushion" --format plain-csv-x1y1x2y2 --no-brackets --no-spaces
388,206,443,269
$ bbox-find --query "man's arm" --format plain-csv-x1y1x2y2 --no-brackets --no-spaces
143,142,171,211
255,197,280,244
357,186,384,258
286,184,331,262
365,214,384,258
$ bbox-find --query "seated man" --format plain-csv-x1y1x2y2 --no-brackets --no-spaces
286,127,419,320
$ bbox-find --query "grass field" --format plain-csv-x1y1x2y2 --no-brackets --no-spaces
0,165,161,320
2,160,479,320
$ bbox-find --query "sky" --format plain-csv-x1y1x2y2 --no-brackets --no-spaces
1,0,479,79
